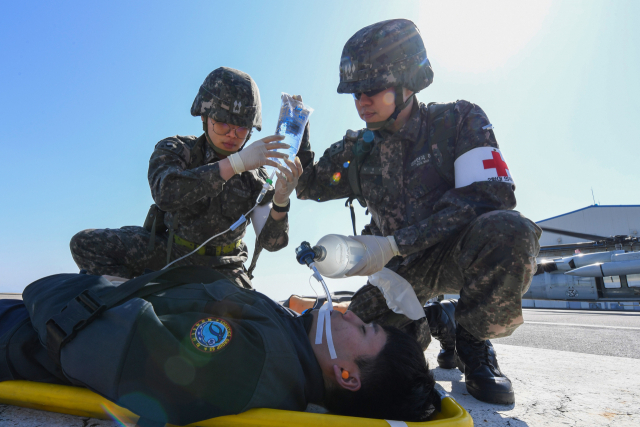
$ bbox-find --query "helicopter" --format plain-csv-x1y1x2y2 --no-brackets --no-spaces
524,228,640,303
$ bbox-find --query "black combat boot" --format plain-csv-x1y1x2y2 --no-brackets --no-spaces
455,324,515,404
424,299,458,369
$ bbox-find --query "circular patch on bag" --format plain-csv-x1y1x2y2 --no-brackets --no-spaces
190,318,232,353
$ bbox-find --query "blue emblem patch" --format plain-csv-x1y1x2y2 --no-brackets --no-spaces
190,318,232,353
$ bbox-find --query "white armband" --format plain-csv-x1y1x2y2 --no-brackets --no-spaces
454,147,514,188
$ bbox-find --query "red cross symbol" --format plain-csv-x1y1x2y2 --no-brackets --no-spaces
483,150,509,177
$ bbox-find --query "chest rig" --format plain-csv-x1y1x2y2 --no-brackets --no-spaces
345,102,456,235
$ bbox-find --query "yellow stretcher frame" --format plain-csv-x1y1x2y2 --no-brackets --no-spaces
0,380,473,427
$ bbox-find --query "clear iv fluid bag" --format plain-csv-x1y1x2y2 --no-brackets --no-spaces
264,93,313,179
313,234,366,279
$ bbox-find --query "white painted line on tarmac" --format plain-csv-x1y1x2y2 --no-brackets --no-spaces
526,321,640,330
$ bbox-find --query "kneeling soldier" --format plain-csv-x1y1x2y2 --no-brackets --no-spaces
295,19,541,404
71,67,302,288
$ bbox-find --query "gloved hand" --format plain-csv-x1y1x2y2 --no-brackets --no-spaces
345,235,401,277
228,135,289,174
273,157,303,207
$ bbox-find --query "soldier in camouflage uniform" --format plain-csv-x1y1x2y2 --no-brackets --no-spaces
71,67,302,289
296,20,541,404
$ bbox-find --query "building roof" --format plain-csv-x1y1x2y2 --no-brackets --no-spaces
536,205,640,246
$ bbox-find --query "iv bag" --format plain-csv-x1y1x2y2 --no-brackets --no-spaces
264,93,313,179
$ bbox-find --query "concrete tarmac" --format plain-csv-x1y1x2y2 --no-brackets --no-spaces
1,307,639,426
494,308,640,359
429,308,640,426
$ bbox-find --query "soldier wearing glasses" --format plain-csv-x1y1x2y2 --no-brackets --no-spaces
70,67,302,288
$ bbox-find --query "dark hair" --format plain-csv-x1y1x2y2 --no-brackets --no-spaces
323,324,438,421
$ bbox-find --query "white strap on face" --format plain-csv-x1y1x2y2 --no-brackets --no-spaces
454,146,514,188
311,263,337,359
315,302,337,359
385,420,408,427
315,304,325,345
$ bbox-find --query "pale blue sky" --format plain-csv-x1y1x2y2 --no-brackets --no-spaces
1,1,639,298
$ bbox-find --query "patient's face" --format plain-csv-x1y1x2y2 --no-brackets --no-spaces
311,309,387,364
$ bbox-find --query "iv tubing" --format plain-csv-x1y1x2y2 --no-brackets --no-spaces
162,174,275,270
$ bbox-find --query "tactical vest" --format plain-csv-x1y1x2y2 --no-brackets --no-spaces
346,102,456,235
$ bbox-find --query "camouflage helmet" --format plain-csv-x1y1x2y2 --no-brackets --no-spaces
191,67,262,131
337,19,434,94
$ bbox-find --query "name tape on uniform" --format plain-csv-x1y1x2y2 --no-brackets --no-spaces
454,147,514,189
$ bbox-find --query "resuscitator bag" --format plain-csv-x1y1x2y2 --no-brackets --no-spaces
263,93,313,179
312,234,366,279
368,268,426,320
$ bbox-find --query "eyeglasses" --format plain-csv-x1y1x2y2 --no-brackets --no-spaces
210,119,250,140
352,88,387,101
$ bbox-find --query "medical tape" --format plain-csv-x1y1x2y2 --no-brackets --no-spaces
311,263,337,359
315,303,337,359
314,303,325,345
324,306,337,359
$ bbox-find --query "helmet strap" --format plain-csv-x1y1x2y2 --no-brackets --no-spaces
365,86,415,131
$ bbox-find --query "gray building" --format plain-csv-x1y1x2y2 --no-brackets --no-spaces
525,205,640,310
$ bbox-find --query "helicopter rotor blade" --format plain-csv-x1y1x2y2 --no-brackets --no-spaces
539,227,608,242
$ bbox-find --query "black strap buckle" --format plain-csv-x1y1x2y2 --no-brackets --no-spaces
45,289,106,364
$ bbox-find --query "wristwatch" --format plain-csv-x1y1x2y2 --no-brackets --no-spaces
272,199,290,213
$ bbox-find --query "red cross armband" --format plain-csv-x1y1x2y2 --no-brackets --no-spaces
453,147,514,189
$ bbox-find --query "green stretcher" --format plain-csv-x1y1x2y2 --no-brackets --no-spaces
0,380,473,426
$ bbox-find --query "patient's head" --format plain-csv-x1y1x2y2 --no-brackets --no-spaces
310,310,437,421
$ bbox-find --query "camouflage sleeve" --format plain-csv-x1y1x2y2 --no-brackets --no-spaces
258,212,289,252
393,101,517,256
296,122,313,172
361,221,382,236
295,130,355,202
148,137,227,212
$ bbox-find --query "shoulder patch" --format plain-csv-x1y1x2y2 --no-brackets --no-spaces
156,136,188,154
330,140,345,157
190,317,233,353
158,139,180,151
345,129,360,141
155,136,196,164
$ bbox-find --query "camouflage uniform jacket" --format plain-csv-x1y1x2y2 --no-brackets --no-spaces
296,100,516,260
148,134,289,262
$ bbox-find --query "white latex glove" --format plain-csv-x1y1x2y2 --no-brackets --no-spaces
345,235,401,277
228,135,289,174
273,157,303,206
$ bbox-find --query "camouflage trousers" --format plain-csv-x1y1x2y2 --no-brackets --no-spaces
69,226,253,289
349,210,541,346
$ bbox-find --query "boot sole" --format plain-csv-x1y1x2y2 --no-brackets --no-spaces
466,383,515,405
437,359,458,369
